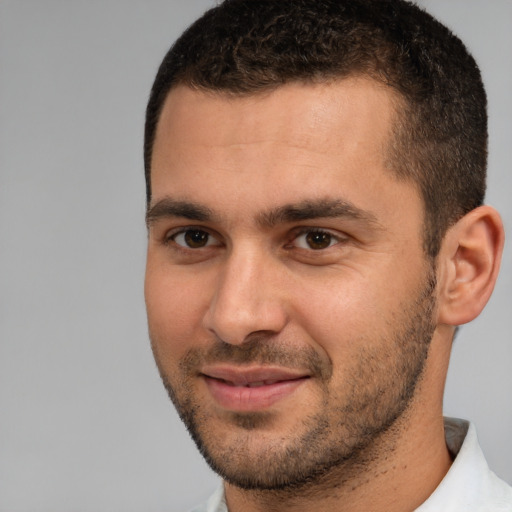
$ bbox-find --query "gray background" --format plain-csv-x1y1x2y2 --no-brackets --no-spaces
0,1,510,511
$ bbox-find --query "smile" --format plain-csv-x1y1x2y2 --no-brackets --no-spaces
223,379,283,388
201,366,310,411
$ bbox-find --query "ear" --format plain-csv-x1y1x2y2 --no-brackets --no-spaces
437,205,504,326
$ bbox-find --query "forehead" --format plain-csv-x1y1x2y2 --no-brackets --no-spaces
150,79,420,231
154,78,398,163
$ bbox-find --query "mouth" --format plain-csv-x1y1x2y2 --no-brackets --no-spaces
201,366,311,412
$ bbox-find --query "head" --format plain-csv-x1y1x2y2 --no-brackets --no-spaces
145,0,488,259
143,0,503,497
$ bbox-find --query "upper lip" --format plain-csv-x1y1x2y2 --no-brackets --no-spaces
201,365,311,387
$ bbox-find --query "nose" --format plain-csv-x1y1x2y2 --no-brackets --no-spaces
202,246,288,345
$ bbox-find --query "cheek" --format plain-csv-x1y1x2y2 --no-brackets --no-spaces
290,268,413,359
295,285,376,352
144,265,210,361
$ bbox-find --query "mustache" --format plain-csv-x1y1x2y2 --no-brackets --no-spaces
179,334,332,380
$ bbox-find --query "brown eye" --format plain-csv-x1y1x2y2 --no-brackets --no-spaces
305,231,333,250
185,230,209,248
172,229,214,248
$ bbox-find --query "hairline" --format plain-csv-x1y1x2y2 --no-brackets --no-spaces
148,72,415,195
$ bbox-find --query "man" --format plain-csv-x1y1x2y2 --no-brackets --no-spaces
143,0,511,510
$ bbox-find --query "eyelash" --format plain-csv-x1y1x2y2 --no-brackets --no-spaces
289,227,346,251
164,227,222,250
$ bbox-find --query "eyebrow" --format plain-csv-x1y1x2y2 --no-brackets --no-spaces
256,198,381,229
146,196,381,229
146,198,215,226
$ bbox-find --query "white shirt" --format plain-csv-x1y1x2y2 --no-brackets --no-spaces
191,418,512,512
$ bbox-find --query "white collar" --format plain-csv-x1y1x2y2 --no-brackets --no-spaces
416,417,512,511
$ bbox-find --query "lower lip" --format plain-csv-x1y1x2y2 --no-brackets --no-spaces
203,376,308,412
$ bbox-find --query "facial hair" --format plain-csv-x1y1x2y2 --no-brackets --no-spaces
150,269,437,492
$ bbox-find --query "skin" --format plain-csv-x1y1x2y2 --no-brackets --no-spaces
145,78,503,511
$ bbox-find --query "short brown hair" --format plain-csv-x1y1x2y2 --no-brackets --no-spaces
144,0,487,257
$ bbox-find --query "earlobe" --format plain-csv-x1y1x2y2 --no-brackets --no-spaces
437,206,504,326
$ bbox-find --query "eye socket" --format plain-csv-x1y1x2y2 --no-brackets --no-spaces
293,229,341,250
170,228,219,249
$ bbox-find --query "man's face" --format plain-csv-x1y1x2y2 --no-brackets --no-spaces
145,79,437,490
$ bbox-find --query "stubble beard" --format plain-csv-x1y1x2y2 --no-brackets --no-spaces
151,269,437,493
